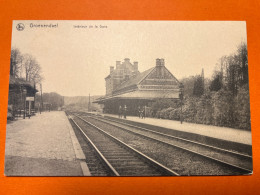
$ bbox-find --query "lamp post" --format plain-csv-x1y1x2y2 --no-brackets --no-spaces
179,83,184,124
23,88,27,119
40,83,43,114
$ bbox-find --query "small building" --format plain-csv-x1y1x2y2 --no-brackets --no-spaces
94,58,181,115
8,76,38,118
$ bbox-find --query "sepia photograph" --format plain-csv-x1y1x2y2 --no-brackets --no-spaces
5,20,252,176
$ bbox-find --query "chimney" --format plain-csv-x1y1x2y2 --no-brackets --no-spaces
110,66,114,74
156,58,165,78
116,61,121,69
160,58,165,66
133,61,138,72
156,58,161,66
124,58,130,62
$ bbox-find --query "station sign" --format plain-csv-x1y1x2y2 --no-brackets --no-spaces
26,97,34,101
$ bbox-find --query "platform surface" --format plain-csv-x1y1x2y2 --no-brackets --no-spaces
102,113,252,145
4,111,89,176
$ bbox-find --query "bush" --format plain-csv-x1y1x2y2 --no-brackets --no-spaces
146,86,251,130
234,85,251,130
194,94,213,125
182,97,197,122
169,108,181,120
159,107,175,119
211,89,234,127
149,99,179,114
155,110,162,118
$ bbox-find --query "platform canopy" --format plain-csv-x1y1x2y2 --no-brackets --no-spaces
95,90,179,103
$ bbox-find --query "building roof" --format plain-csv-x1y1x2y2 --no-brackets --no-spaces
113,67,154,93
96,59,181,103
9,76,38,91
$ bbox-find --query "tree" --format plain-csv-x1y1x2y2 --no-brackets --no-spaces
10,48,23,78
214,42,248,95
35,92,64,110
210,74,222,91
237,42,248,85
234,84,251,129
23,54,43,84
180,76,197,97
193,76,204,96
10,48,44,85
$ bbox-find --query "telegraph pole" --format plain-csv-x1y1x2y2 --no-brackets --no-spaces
179,83,184,124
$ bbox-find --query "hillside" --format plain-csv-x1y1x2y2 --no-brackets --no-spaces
64,95,103,112
64,95,101,105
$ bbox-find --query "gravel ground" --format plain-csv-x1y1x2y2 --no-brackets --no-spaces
103,115,252,156
82,116,249,176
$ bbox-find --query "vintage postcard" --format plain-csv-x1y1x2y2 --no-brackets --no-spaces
5,20,252,176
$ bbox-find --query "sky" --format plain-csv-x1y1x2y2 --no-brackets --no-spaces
11,21,247,96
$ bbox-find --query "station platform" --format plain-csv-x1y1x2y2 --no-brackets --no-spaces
4,111,90,176
101,113,252,145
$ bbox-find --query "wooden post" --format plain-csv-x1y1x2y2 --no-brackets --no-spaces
40,83,43,113
23,88,27,119
28,101,31,119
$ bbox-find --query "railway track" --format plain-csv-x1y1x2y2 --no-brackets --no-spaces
75,112,252,175
102,114,252,156
68,117,112,176
68,113,179,176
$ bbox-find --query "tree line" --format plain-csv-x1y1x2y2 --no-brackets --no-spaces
10,48,65,111
10,48,43,84
147,42,251,130
35,92,64,110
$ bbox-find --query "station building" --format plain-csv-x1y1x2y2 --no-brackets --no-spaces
94,58,181,115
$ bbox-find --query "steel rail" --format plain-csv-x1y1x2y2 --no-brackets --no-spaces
80,114,252,173
70,117,120,176
74,114,180,176
87,113,252,159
